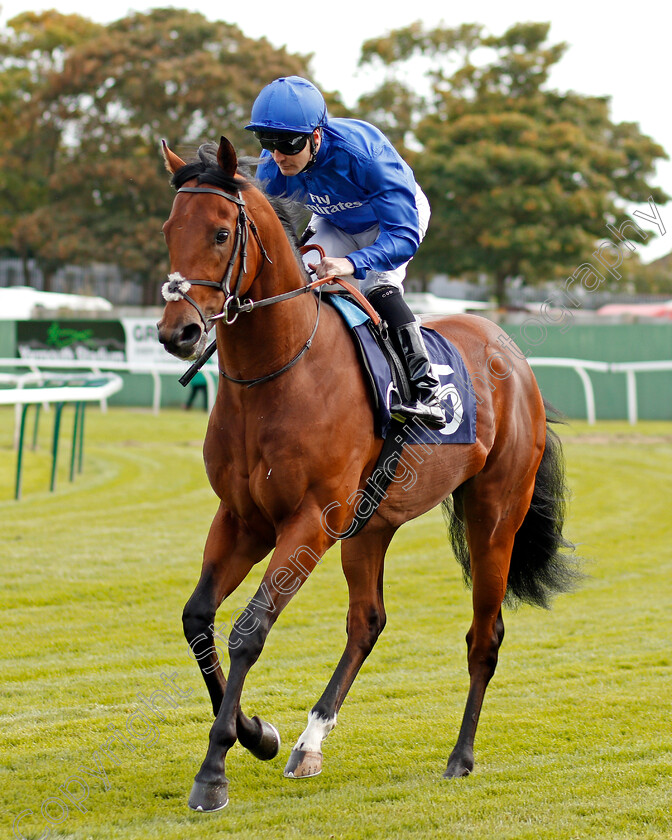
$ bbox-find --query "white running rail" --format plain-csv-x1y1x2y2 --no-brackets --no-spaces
1,357,670,425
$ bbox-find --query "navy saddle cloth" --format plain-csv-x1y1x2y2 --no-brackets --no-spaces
326,293,476,444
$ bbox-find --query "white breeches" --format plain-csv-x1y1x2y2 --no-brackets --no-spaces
302,185,431,296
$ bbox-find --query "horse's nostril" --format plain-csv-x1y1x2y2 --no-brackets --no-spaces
157,320,203,358
178,323,203,349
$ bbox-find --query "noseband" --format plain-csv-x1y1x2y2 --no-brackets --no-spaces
163,184,380,389
163,183,324,388
161,186,271,326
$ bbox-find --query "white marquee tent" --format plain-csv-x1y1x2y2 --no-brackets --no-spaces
0,287,113,320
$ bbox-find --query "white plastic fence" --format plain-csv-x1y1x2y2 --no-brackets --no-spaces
1,371,125,449
528,358,672,424
609,360,672,425
527,358,609,425
0,356,670,425
0,372,124,498
0,357,218,415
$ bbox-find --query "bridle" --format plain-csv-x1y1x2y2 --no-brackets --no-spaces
162,186,272,327
162,184,325,388
162,183,381,389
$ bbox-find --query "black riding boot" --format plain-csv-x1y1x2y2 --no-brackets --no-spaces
388,321,446,428
366,286,445,429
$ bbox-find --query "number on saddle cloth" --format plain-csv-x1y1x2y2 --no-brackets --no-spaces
325,293,477,445
322,292,477,538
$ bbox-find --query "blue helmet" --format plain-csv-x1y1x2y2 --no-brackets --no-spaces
245,76,327,134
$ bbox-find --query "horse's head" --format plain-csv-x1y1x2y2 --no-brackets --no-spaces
157,137,259,360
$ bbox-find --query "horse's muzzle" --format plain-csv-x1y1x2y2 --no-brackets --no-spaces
157,318,206,360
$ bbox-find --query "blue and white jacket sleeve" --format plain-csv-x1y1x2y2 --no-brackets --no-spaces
346,150,421,281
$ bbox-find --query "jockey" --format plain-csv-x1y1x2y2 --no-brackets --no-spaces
245,76,444,429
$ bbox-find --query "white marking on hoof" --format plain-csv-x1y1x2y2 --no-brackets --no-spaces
284,749,323,778
284,711,335,779
294,710,336,753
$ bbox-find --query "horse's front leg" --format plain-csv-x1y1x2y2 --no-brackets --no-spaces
285,527,393,779
188,520,333,811
182,507,277,789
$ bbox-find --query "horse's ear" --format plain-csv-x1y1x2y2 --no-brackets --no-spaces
161,139,186,174
217,136,238,177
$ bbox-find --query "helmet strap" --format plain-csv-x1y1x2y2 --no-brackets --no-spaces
299,128,322,174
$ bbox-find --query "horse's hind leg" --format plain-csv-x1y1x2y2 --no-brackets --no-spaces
182,506,278,768
285,527,393,779
444,473,536,778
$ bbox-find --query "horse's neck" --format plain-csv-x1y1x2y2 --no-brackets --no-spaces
216,228,315,381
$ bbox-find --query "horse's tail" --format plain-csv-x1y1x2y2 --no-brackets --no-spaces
443,402,582,609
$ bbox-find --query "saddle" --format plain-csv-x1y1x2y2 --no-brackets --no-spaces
323,290,477,538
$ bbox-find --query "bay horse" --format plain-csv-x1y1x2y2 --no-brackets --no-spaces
157,137,578,811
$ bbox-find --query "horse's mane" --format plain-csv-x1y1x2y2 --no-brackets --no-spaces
171,142,307,252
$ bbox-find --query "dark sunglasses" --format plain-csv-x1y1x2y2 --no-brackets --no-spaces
254,132,309,156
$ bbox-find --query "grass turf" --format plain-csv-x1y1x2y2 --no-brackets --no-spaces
0,407,670,839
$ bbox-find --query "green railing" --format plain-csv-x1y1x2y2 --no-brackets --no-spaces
0,373,123,499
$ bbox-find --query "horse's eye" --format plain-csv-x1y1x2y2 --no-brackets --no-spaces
215,229,229,245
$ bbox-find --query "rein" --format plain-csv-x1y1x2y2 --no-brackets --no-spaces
164,184,380,388
220,286,324,387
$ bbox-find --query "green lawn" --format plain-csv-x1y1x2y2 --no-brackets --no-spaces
1,407,670,839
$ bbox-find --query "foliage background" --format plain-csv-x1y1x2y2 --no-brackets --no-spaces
0,8,316,302
0,13,669,304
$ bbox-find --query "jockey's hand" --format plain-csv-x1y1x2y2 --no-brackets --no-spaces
308,257,355,280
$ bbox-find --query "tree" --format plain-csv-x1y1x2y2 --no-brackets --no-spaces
0,8,312,302
622,251,672,296
358,22,669,304
0,11,103,285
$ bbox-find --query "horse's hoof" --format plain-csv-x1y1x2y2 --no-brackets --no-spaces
443,753,473,779
443,743,474,778
246,716,281,761
284,748,322,778
187,779,229,812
